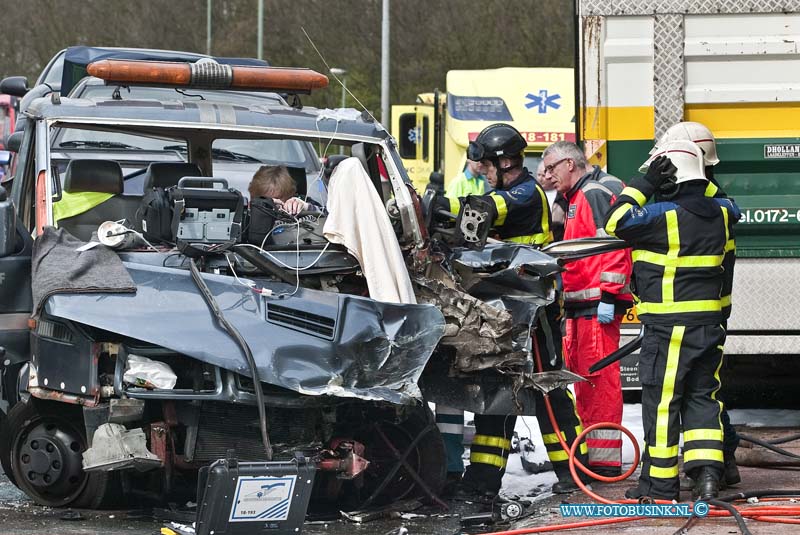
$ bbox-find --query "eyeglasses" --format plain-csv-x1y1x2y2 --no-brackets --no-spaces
544,158,570,174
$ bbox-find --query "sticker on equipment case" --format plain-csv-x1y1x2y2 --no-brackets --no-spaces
229,475,297,522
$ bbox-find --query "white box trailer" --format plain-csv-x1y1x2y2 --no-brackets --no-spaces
576,0,800,394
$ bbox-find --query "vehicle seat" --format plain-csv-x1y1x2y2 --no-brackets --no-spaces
56,159,139,241
142,162,203,190
286,165,307,197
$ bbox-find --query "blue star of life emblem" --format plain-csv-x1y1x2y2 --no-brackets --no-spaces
525,90,561,113
407,126,421,144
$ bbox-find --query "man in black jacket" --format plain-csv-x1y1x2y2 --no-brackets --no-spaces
604,140,740,501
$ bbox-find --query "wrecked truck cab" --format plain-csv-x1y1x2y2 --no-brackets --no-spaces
0,57,626,513
0,60,452,510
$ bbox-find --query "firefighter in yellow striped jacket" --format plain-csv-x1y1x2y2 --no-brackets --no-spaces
641,121,741,490
448,123,552,245
457,124,590,500
604,140,741,501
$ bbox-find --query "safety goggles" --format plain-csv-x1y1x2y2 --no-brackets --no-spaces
467,140,487,162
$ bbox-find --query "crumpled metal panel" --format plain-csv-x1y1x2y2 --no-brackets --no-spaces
413,275,522,371
453,245,559,327
44,263,445,404
415,244,562,374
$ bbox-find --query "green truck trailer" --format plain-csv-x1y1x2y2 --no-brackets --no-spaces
576,0,800,396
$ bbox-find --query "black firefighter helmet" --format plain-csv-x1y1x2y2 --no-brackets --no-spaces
468,123,527,188
467,123,527,163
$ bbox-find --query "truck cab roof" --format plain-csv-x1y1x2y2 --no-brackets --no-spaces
26,91,390,142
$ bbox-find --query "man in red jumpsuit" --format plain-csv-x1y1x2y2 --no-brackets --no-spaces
541,141,633,477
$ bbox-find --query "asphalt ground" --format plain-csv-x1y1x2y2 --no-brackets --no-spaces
0,424,799,534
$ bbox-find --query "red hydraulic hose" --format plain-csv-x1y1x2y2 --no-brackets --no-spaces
530,334,642,494
751,516,800,524
471,336,800,534
478,516,642,535
477,509,800,535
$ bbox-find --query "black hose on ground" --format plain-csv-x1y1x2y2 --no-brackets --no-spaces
671,514,699,535
764,432,800,446
190,258,273,460
717,489,800,503
708,498,753,535
738,433,800,460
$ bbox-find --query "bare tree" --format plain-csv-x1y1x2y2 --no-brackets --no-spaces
0,0,573,113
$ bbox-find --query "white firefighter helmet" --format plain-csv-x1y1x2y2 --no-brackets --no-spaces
639,121,719,172
641,140,707,184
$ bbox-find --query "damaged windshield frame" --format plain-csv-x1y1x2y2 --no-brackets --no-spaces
40,118,422,244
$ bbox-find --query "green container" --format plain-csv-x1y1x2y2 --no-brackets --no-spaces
716,138,800,258
606,137,800,258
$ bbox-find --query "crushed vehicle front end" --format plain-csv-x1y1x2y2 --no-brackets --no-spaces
0,59,589,515
2,85,451,510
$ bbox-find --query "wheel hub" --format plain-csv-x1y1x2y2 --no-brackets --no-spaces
16,421,85,498
21,436,65,487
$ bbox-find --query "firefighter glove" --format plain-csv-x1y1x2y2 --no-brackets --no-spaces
631,155,678,200
597,301,615,324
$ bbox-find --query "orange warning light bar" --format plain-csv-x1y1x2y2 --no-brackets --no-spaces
86,60,329,93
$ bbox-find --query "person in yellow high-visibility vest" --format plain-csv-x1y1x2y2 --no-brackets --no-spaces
446,158,486,199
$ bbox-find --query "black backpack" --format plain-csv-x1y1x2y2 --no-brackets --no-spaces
136,186,174,243
247,197,278,247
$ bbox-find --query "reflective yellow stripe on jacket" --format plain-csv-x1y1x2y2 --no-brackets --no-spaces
507,233,551,246
633,206,728,316
489,192,508,226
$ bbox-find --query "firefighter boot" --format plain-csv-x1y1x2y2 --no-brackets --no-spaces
682,454,739,493
691,467,720,501
551,470,593,494
551,479,579,494
442,472,463,498
724,452,741,487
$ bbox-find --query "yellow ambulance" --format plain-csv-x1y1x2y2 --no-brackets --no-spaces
391,67,576,193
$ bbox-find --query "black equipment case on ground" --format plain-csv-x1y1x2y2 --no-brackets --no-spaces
195,454,316,534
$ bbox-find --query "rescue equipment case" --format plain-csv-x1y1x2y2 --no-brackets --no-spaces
195,453,316,535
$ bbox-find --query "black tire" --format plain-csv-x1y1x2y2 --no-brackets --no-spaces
0,363,26,488
357,404,447,505
7,398,110,508
0,405,18,487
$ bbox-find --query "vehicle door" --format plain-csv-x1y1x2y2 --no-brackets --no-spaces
0,121,37,406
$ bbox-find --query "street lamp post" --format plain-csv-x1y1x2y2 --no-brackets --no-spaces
257,0,264,60
206,0,212,55
330,67,347,109
330,68,347,154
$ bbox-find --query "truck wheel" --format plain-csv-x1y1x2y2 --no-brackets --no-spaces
0,407,17,487
7,399,110,508
358,405,447,505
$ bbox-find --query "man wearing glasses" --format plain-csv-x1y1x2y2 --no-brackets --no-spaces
454,124,591,501
541,141,632,479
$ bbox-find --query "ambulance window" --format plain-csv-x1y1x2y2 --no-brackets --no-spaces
398,113,429,160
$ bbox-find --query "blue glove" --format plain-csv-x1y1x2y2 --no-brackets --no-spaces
597,302,615,324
